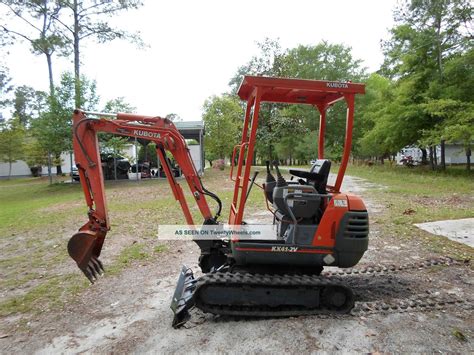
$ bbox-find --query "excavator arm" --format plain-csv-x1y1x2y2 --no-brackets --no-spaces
68,109,220,282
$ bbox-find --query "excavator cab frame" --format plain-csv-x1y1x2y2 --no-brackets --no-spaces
229,75,365,225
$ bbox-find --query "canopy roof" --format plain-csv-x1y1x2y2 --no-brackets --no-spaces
237,75,365,106
175,120,204,141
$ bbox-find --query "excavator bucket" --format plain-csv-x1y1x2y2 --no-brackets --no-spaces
67,231,105,283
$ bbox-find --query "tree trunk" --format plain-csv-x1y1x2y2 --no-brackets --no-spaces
466,147,471,171
421,148,428,165
56,154,62,175
46,52,54,96
440,140,446,170
47,151,52,185
73,0,81,108
8,161,12,180
435,13,443,82
429,146,434,170
114,156,117,180
433,146,438,167
70,151,74,183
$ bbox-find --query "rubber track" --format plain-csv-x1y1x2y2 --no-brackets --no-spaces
195,272,354,317
193,256,469,318
322,256,458,277
352,292,472,316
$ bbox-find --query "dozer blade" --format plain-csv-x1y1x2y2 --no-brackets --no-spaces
68,231,105,283
170,265,198,328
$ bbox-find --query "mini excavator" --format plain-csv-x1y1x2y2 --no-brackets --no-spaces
68,76,368,328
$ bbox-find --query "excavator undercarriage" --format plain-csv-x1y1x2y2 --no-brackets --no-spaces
171,265,355,328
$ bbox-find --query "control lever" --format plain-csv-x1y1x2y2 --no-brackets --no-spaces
272,160,287,187
264,160,276,203
245,171,259,204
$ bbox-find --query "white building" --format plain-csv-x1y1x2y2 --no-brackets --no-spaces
0,121,205,178
396,143,469,165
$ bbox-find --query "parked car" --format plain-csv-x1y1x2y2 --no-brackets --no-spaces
100,154,131,180
71,165,80,181
130,163,152,178
71,154,131,181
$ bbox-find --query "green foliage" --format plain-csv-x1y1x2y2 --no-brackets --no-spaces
421,99,474,149
0,117,26,178
282,41,366,81
55,72,99,112
23,135,48,169
58,0,143,46
32,72,99,158
293,130,318,162
282,41,367,157
100,97,136,178
103,97,136,113
355,74,393,157
273,106,312,163
381,0,472,79
358,0,473,166
0,65,13,108
1,0,69,93
357,74,430,158
229,39,287,161
138,143,158,166
202,94,243,161
440,49,474,102
56,0,144,106
102,136,129,157
13,86,48,126
229,38,286,93
165,113,182,122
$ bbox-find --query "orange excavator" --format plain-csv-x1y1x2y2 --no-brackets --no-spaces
68,76,368,328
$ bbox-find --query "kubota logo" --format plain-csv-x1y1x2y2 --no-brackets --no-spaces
133,130,161,138
326,82,349,89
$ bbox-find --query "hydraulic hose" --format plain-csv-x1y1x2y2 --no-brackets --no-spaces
74,117,100,167
197,176,222,220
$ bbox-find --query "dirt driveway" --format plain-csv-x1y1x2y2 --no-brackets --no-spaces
1,176,473,353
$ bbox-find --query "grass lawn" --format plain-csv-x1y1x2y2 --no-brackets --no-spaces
345,164,473,260
0,164,472,323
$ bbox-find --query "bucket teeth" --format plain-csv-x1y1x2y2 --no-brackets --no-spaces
90,256,104,275
68,231,105,284
82,256,105,283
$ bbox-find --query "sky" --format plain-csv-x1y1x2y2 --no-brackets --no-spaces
1,0,398,121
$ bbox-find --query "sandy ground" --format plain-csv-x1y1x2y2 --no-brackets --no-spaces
1,175,473,353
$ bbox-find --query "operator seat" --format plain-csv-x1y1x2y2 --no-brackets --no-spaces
288,159,331,194
308,159,331,194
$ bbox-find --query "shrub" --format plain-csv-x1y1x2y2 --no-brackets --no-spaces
213,159,225,171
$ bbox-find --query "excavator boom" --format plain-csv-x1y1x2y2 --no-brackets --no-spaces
69,109,218,282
